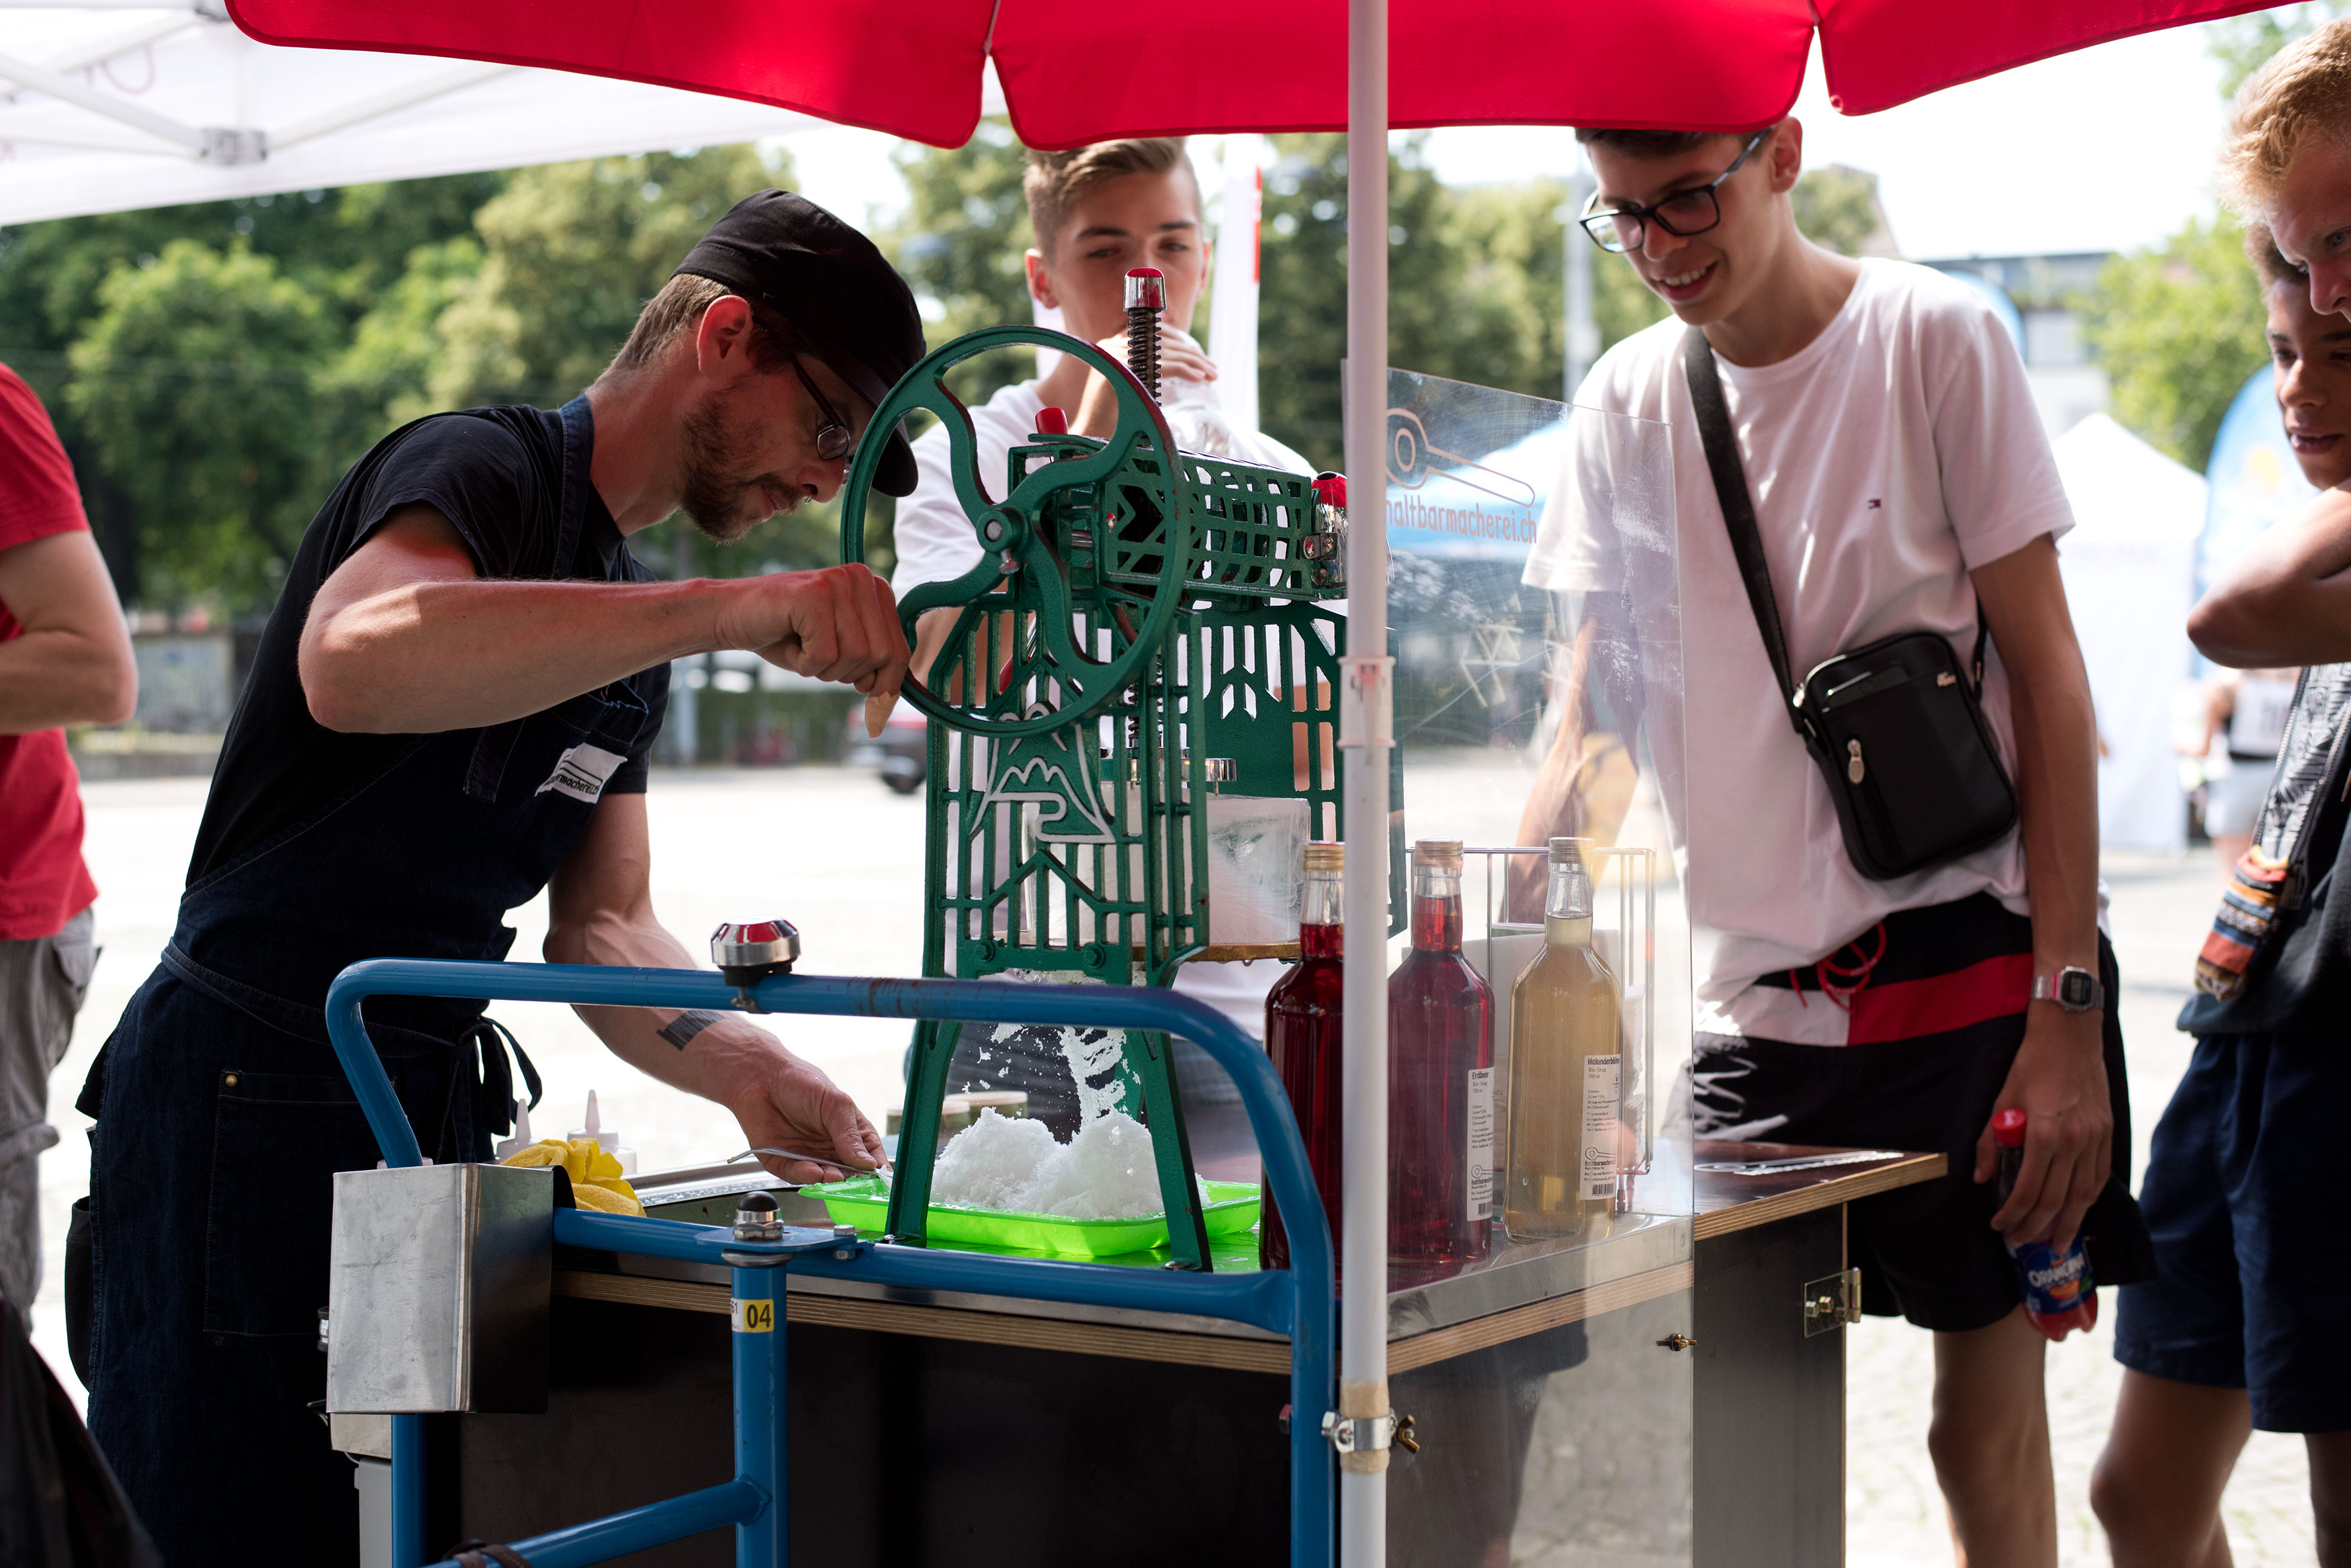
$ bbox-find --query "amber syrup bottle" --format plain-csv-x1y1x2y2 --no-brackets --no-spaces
1261,842,1345,1273
1506,838,1624,1241
1388,840,1496,1271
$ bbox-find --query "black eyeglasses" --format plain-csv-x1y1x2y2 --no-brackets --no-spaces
1579,129,1770,255
789,353,856,463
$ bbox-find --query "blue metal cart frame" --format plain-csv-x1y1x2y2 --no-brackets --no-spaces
324,958,1336,1568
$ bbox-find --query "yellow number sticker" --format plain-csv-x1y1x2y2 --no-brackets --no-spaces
731,1297,776,1334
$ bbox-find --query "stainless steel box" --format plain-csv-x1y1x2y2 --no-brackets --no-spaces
325,1162,553,1414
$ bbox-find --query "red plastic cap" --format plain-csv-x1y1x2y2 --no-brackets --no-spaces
1034,406,1069,434
1992,1108,2027,1148
1313,472,1347,508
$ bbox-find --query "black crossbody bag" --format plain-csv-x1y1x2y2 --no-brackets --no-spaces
1681,326,2019,881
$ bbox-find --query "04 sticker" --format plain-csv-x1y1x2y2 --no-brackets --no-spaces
731,1297,776,1334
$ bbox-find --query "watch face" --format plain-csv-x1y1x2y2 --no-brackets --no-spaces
2058,969,2095,1008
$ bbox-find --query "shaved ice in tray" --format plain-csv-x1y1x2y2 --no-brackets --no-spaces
933,1109,1200,1219
806,1109,1261,1259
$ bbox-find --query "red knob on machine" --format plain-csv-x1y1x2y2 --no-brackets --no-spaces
1034,406,1069,435
1123,267,1167,310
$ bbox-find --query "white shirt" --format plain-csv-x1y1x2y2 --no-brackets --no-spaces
892,375,1314,1046
1525,259,2075,1045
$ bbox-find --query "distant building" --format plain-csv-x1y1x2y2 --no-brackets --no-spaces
1923,252,2114,438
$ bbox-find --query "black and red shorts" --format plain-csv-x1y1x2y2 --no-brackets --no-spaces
1691,894,2153,1332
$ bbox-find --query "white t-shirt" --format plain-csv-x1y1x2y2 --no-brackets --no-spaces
1524,259,2075,1046
892,376,1314,1046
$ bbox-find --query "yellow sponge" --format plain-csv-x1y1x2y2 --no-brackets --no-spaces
499,1136,644,1217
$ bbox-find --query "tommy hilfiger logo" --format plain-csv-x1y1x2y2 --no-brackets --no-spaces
1867,498,1883,510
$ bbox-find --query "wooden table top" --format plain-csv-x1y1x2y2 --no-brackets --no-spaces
1693,1139,1944,1241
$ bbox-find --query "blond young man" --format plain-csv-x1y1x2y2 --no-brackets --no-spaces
889,139,1308,1144
2089,33,2351,1566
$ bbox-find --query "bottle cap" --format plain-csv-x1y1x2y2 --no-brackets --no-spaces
1548,836,1593,864
1124,268,1167,310
1412,840,1464,869
1992,1108,2027,1148
1034,406,1069,435
1303,841,1344,872
1313,471,1347,508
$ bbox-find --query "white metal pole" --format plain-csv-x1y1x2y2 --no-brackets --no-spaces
1565,154,1597,403
1339,0,1392,1557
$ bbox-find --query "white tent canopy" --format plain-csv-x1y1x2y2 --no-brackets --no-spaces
2051,412,2207,852
0,1,970,224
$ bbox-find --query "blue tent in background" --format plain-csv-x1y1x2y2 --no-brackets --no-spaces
2201,363,2317,596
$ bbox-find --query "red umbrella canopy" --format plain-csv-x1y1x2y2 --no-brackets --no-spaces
230,0,2270,150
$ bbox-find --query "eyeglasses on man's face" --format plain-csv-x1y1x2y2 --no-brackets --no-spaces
1579,129,1771,255
789,353,856,463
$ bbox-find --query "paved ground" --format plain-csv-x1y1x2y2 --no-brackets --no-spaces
28,767,2319,1562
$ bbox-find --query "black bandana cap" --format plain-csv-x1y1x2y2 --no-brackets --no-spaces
672,189,926,498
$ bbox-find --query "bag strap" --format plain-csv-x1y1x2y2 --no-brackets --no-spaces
1684,324,1998,710
1681,326,1806,737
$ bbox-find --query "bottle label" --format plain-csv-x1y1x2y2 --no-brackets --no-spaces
1582,1054,1623,1201
2010,1236,2094,1315
1466,1066,1495,1221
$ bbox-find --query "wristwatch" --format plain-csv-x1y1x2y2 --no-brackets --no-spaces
2031,966,2104,1013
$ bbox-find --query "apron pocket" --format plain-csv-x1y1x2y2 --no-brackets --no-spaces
201,1066,399,1339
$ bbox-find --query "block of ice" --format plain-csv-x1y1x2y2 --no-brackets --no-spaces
1204,794,1309,945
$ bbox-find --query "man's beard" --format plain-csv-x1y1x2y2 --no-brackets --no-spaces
678,391,786,543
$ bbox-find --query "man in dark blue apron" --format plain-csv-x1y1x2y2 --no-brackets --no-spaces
75,191,924,1565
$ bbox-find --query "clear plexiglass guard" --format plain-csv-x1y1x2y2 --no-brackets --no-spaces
1380,367,1691,1567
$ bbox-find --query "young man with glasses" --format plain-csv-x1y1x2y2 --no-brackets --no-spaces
2086,28,2351,1564
1520,120,2145,1565
77,190,919,1567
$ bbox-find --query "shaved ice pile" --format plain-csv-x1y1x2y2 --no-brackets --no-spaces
930,1109,1184,1219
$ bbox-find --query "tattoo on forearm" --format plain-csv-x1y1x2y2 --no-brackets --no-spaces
657,1009,727,1051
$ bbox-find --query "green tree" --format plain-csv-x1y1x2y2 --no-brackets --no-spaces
876,120,1034,408
1792,166,1890,257
2208,3,2350,96
2082,212,2267,472
0,174,500,603
427,145,781,410
64,240,337,608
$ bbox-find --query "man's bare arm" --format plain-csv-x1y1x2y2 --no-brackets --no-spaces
2189,487,2351,667
543,790,885,1186
300,504,908,735
0,532,135,735
1970,535,2110,1251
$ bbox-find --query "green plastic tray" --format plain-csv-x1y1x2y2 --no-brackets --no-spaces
809,1176,1261,1260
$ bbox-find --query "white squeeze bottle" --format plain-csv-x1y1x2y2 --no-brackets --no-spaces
569,1090,637,1174
492,1097,538,1160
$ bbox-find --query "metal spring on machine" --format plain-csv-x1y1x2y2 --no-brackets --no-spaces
1124,267,1166,401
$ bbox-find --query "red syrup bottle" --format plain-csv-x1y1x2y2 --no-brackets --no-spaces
1387,839,1496,1274
1261,842,1346,1274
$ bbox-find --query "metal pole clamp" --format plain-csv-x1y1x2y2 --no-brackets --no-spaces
1321,1410,1417,1455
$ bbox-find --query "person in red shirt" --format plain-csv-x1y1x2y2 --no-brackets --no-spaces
0,363,136,1312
